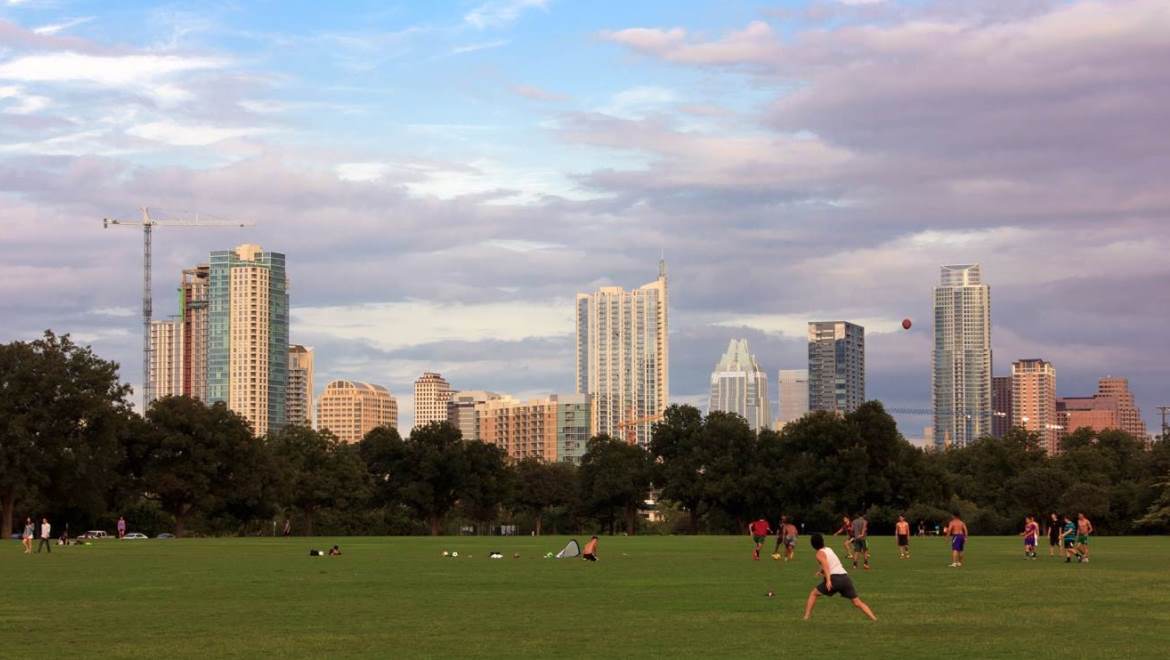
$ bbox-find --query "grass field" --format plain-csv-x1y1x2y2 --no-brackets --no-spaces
3,534,1169,658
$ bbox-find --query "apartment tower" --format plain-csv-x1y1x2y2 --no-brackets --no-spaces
991,376,1013,438
708,339,771,432
933,264,992,449
777,369,810,428
316,380,398,444
287,345,314,426
148,319,183,400
179,265,209,401
1012,359,1058,454
446,390,501,442
414,372,453,431
575,261,669,446
807,321,865,414
475,393,592,464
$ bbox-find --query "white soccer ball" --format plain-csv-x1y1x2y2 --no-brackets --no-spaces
452,551,459,558
442,550,450,557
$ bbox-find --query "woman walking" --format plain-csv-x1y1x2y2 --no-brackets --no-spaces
21,517,34,554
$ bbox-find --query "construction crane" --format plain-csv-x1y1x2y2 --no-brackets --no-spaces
616,412,663,445
1158,406,1170,441
103,207,252,410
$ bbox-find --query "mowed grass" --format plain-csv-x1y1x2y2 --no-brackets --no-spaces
3,535,1169,658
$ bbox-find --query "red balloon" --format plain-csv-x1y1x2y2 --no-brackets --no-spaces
902,318,912,330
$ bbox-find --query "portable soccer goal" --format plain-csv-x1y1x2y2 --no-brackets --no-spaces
555,539,581,559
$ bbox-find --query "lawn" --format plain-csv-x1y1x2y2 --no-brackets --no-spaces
2,534,1168,658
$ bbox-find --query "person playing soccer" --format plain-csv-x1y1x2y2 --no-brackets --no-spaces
895,515,911,559
803,533,877,621
1075,513,1094,563
834,515,854,563
1060,514,1077,562
850,514,871,570
946,513,968,567
782,518,799,561
749,517,771,561
773,516,788,556
1021,516,1039,559
1047,513,1061,558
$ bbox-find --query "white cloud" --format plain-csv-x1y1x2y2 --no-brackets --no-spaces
0,52,224,105
598,86,677,119
33,17,95,36
481,239,564,252
464,0,549,29
451,39,509,55
712,313,906,338
0,85,50,114
125,120,265,146
335,161,392,182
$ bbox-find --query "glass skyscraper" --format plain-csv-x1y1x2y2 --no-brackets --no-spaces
708,338,771,432
807,321,865,414
932,264,992,449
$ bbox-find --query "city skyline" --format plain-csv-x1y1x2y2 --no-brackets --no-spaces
2,1,1169,438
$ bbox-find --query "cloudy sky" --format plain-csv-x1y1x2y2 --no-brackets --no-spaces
2,0,1168,436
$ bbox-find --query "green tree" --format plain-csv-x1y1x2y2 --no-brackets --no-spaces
0,332,131,536
648,405,706,533
579,435,651,535
357,425,408,508
458,440,511,534
699,411,759,529
399,422,467,535
511,458,577,535
269,425,370,536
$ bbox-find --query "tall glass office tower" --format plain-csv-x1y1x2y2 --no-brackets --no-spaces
808,321,865,414
708,338,771,432
932,264,992,449
207,244,289,436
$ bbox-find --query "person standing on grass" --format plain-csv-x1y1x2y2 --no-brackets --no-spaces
895,515,911,559
1075,513,1094,563
117,516,127,539
782,518,799,562
36,517,51,554
946,513,968,567
22,517,34,554
1021,516,1039,559
283,518,291,537
850,514,870,570
803,533,877,621
834,516,854,563
582,536,599,562
1060,514,1077,562
1048,513,1061,558
749,517,771,560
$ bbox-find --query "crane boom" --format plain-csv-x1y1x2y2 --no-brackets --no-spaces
103,207,253,410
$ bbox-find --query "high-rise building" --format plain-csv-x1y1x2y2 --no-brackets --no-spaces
807,321,865,414
1057,377,1147,442
179,265,209,402
414,372,453,431
1012,359,1058,454
777,369,810,428
316,379,398,444
149,319,183,400
287,345,314,427
206,244,289,437
575,261,669,446
447,390,502,441
1097,377,1148,440
933,264,992,449
992,376,1013,438
708,339,771,432
476,394,591,463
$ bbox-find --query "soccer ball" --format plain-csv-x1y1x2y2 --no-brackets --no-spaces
771,553,781,560
451,551,459,558
442,551,450,557
766,591,774,598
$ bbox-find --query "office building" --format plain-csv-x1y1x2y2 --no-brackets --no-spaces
179,265,209,401
1012,359,1058,454
148,319,183,400
1097,377,1148,440
287,345,314,427
206,244,289,436
447,390,502,441
992,376,1013,438
807,321,865,414
316,380,398,444
414,372,453,431
708,338,771,431
476,393,591,463
777,369,810,428
933,264,992,449
575,261,669,446
1057,377,1148,441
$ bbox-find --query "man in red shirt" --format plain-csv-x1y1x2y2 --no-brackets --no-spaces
749,517,772,560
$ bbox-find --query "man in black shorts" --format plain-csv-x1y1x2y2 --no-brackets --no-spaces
1047,512,1060,558
803,533,877,621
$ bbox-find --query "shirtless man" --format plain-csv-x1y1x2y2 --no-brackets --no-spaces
782,518,799,561
946,513,968,568
834,516,854,563
1021,516,1039,559
1075,513,1094,563
895,515,911,560
803,533,877,622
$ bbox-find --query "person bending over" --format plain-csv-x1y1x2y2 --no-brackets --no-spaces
583,536,599,562
803,533,876,621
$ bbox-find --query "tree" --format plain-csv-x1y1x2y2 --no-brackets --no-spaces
269,425,370,536
579,435,651,535
698,411,759,529
0,332,131,536
132,397,256,536
511,458,577,535
357,425,408,508
1135,473,1170,532
398,422,467,535
649,405,707,533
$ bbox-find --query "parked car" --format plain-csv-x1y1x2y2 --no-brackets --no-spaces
156,533,175,539
84,530,109,539
123,532,148,540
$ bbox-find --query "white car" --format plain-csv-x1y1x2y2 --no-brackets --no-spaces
84,530,109,539
123,532,148,540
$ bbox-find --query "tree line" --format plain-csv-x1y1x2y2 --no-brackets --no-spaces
4,331,1170,538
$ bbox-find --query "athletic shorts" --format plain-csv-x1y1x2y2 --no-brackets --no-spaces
852,539,868,552
1076,535,1089,545
784,536,796,548
1024,536,1036,546
753,535,766,544
897,534,909,547
1063,538,1075,548
816,574,859,600
951,535,966,552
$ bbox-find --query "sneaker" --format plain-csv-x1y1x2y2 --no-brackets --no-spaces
1082,558,1089,563
948,563,958,567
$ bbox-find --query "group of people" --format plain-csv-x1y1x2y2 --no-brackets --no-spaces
20,517,53,554
747,516,798,561
1036,512,1093,563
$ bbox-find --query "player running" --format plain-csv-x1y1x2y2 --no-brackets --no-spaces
1047,513,1061,558
946,513,968,567
749,517,772,561
781,517,799,561
803,533,877,622
1075,513,1094,563
1059,514,1077,562
1021,516,1039,559
895,515,911,559
834,515,854,563
850,514,871,570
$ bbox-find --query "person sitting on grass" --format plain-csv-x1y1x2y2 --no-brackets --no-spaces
328,545,342,556
803,533,877,622
582,536,599,562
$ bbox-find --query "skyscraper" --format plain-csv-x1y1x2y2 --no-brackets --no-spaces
807,321,865,414
992,376,1013,438
179,265,209,402
447,390,501,442
708,339,771,432
414,372,452,431
777,369,810,428
575,261,669,446
287,345,314,427
316,380,397,443
1012,359,1058,454
206,244,289,437
475,393,591,463
149,319,183,400
1097,377,1148,440
933,264,992,449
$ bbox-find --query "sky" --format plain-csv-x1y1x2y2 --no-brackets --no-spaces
1,0,1168,437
